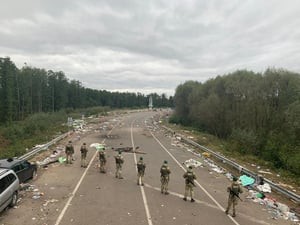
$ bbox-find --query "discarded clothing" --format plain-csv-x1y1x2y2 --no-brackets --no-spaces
239,175,255,186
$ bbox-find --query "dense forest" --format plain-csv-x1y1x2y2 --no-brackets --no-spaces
173,69,300,176
0,57,173,125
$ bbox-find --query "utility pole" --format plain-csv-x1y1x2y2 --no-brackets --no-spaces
148,96,153,110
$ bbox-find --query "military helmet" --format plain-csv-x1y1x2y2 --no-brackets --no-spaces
188,166,193,169
68,140,72,143
164,160,168,164
140,157,143,160
118,150,122,154
232,176,238,181
83,143,86,145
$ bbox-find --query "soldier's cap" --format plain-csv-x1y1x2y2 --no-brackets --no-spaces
164,160,168,164
118,150,122,154
140,157,143,160
68,140,72,143
232,176,238,181
83,143,86,145
188,166,193,169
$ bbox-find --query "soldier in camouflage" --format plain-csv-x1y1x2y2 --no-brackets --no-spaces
99,149,107,173
114,151,124,179
65,140,74,164
225,177,243,217
183,166,196,202
80,142,88,168
160,160,171,194
136,157,146,186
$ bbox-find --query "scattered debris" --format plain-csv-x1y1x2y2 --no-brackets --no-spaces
43,199,58,207
202,152,211,158
239,175,255,187
111,146,146,154
258,170,273,175
257,183,272,193
183,159,202,168
36,148,63,167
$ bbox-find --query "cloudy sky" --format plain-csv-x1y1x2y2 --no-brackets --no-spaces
1,0,300,96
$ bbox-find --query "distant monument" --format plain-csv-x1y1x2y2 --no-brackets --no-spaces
148,96,153,110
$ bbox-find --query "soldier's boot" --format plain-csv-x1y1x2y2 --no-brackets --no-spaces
183,197,187,201
141,183,144,186
232,213,236,217
191,198,195,202
225,210,229,215
164,192,169,195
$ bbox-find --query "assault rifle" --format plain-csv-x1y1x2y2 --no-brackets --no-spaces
230,190,243,201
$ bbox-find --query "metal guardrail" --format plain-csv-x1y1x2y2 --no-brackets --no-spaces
19,132,70,160
162,126,300,203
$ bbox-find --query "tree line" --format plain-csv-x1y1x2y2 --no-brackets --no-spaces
173,69,300,176
0,57,173,124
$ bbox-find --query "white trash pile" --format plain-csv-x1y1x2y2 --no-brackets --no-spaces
36,147,63,166
183,159,202,168
246,190,299,222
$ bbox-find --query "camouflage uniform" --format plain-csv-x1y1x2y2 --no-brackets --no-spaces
114,151,124,179
80,143,88,167
65,141,74,164
225,178,243,217
137,157,146,186
160,161,171,194
99,150,107,173
183,166,196,202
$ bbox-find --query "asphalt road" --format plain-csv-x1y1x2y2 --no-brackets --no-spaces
0,111,291,225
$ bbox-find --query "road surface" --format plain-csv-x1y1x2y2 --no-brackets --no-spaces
0,111,291,225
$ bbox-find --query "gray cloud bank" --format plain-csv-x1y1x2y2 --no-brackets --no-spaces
1,0,300,96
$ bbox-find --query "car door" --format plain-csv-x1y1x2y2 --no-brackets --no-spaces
11,163,26,183
20,161,33,182
0,176,11,212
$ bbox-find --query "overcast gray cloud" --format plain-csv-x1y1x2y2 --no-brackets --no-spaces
1,0,300,96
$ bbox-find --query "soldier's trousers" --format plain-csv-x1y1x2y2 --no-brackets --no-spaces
100,160,106,172
66,154,73,164
115,164,123,178
81,154,87,167
226,197,238,215
184,184,194,199
161,177,169,193
137,172,144,185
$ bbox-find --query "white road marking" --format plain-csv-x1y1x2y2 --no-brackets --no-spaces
131,120,153,225
150,130,241,225
144,183,219,210
54,123,117,225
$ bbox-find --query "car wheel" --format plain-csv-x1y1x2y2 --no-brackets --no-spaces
9,192,18,207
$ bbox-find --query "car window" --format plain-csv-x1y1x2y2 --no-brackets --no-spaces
0,176,9,194
7,173,17,184
12,164,21,173
21,161,30,169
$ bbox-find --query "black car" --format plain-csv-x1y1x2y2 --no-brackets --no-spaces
0,158,37,183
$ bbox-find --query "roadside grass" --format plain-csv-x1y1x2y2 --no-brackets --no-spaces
0,107,109,159
163,120,300,192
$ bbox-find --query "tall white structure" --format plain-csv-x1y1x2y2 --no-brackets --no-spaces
148,96,153,109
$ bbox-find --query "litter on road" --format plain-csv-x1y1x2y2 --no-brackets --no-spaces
183,159,202,168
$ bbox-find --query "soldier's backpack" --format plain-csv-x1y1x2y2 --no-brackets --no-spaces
80,146,87,153
115,155,123,164
99,151,106,161
186,171,194,184
230,183,240,195
137,162,145,172
160,166,169,176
